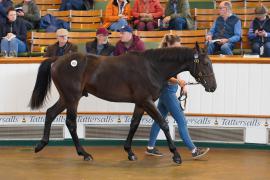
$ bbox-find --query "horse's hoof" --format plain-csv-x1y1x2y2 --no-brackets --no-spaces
84,155,93,161
172,156,182,165
128,155,137,161
34,142,47,153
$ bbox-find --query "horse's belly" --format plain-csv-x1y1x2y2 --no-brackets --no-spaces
86,86,134,103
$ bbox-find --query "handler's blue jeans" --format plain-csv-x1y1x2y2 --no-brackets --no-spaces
147,84,196,150
1,37,27,54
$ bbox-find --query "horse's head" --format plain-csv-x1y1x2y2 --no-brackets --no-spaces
189,42,217,92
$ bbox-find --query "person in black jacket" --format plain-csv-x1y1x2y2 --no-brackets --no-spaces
0,0,13,24
85,27,115,56
0,7,27,56
15,0,40,30
44,28,78,57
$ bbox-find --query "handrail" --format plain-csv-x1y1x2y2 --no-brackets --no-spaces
1,56,270,64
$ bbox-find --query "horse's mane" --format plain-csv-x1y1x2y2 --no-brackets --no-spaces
140,47,194,63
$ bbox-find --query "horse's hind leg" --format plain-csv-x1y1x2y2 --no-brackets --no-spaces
143,100,181,164
66,102,93,161
35,99,66,153
124,105,144,161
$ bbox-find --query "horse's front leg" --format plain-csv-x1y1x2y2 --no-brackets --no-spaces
35,99,65,153
124,105,144,161
66,103,93,161
143,100,181,164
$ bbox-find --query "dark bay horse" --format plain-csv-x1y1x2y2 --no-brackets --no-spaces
30,43,216,164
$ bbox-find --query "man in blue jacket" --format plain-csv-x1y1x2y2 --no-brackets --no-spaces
206,1,241,55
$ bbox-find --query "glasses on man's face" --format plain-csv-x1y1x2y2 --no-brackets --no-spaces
218,6,226,10
57,35,67,38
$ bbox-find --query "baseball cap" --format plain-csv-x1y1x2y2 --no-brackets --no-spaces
255,5,268,17
96,27,110,36
118,25,133,33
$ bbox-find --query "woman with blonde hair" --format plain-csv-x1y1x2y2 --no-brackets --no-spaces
145,34,210,159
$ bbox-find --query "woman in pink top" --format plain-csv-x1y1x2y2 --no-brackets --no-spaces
132,0,163,31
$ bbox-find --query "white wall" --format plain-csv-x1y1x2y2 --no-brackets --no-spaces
0,63,270,115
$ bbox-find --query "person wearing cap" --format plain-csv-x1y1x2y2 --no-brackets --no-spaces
206,1,241,55
44,28,78,57
132,0,163,31
248,5,270,57
103,0,131,31
114,25,145,56
0,7,27,56
85,27,115,56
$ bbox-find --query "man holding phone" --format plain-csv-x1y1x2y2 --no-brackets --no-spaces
248,5,270,57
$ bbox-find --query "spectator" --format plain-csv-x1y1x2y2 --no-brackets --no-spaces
248,5,270,57
44,28,78,57
0,0,13,24
85,27,115,56
0,7,27,56
103,0,131,31
162,0,194,30
114,25,145,55
206,1,241,55
15,0,40,30
60,0,94,11
132,0,163,31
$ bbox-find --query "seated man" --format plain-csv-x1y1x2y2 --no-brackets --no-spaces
44,28,78,57
0,7,27,56
162,0,194,30
114,25,145,56
248,5,270,57
206,1,241,55
85,27,115,56
15,0,40,30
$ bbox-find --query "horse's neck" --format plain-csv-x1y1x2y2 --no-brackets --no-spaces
155,55,191,81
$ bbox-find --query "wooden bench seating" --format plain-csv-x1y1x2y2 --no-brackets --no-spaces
30,31,97,52
172,29,207,48
40,10,103,30
35,0,62,11
40,10,70,22
246,0,270,8
69,10,102,30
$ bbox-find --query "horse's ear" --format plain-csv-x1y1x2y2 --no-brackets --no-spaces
195,41,201,53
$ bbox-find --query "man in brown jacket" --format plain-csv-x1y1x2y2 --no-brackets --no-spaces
44,28,78,57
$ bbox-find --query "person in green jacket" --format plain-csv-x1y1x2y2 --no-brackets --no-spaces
161,0,194,30
15,0,40,30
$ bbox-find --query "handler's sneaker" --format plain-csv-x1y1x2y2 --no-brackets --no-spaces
192,147,210,159
145,147,163,157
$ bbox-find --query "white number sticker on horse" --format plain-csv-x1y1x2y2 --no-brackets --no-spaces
71,60,78,67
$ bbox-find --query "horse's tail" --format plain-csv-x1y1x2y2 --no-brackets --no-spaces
29,58,57,109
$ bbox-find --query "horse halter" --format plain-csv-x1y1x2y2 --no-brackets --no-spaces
193,53,214,86
177,53,215,110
